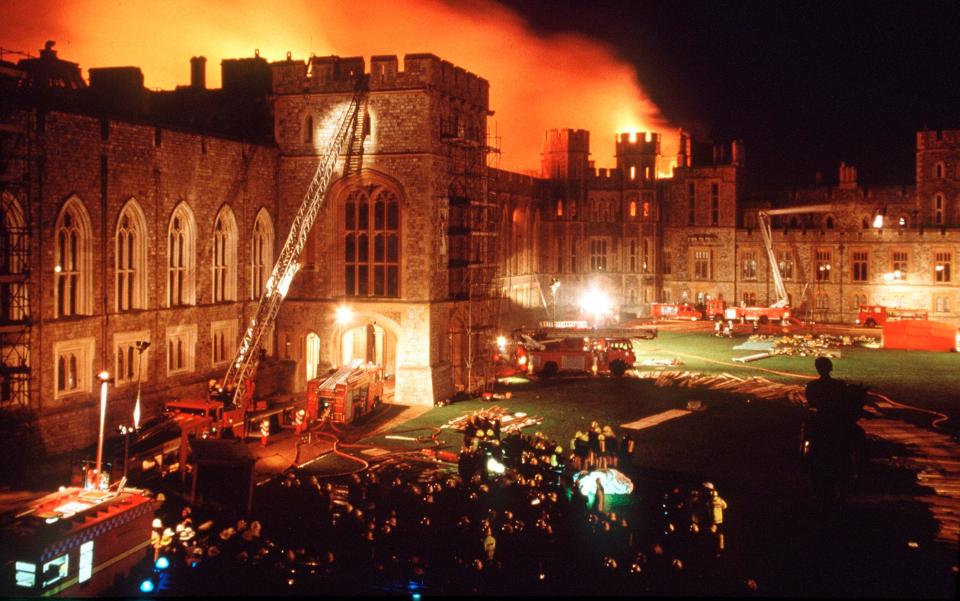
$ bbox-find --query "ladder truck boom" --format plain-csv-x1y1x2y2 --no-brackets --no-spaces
222,83,369,407
757,203,839,309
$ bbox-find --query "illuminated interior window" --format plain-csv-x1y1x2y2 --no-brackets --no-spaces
79,541,94,583
556,200,563,217
16,562,36,588
642,201,650,217
629,200,637,218
630,166,636,180
644,166,651,180
935,251,951,282
777,250,794,280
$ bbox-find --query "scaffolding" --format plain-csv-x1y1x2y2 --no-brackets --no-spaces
0,97,32,408
442,112,502,394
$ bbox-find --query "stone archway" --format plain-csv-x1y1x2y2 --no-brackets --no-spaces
329,309,400,379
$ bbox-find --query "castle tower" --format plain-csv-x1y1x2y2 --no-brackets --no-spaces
616,131,660,186
541,129,590,181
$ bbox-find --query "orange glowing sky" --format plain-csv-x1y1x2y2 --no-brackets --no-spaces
3,0,678,172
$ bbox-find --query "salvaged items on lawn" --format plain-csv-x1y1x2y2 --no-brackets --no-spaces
441,406,544,434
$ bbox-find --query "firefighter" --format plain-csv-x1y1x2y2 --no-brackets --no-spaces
595,477,607,514
483,527,497,561
294,409,307,435
703,482,728,555
714,320,722,336
260,418,271,447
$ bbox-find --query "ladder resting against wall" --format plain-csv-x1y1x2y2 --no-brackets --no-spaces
222,84,369,407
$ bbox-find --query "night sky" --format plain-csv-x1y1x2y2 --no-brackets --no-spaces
498,0,960,187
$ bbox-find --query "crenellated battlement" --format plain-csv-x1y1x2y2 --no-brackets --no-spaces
616,131,661,155
542,129,590,154
917,129,960,150
271,52,489,107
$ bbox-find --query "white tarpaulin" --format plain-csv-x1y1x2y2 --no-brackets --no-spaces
574,468,635,496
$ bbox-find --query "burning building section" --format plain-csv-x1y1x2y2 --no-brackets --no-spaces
0,42,959,459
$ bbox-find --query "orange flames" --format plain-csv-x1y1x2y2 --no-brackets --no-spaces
2,0,676,172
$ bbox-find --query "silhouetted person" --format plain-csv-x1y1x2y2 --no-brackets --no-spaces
804,357,854,518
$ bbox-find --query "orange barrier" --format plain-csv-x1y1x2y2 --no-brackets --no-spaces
882,319,959,352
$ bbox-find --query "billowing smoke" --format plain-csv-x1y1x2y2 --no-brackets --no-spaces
1,0,676,172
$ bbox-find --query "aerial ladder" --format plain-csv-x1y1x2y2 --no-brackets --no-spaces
739,203,838,322
220,83,369,411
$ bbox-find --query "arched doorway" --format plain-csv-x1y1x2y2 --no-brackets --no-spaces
340,323,394,377
305,332,321,382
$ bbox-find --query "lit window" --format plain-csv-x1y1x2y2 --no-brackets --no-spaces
630,166,636,180
815,250,832,282
629,200,637,217
79,541,94,583
16,561,36,588
642,201,650,218
556,200,563,217
891,251,908,280
741,250,758,280
777,250,794,280
935,251,951,282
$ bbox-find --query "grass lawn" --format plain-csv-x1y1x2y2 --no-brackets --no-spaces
637,330,960,427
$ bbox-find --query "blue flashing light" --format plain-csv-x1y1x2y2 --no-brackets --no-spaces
155,556,170,570
139,579,155,593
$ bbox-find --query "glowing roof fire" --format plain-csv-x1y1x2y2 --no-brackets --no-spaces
1,0,677,171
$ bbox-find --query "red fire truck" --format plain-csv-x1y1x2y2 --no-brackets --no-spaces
856,305,928,328
524,336,636,377
306,359,384,425
724,304,792,325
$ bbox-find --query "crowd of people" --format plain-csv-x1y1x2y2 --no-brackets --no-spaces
146,415,749,596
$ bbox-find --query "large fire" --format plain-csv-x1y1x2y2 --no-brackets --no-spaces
2,0,677,172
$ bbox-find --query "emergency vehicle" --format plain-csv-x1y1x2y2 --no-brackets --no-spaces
306,359,384,425
0,484,155,598
856,305,928,328
650,303,702,320
723,303,792,325
524,336,636,377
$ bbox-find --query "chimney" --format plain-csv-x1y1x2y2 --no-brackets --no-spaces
190,56,206,89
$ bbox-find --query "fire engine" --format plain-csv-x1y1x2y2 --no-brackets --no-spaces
523,336,636,377
856,305,928,328
306,359,384,425
159,85,369,443
650,302,702,320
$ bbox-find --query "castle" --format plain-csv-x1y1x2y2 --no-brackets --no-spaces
1,44,957,458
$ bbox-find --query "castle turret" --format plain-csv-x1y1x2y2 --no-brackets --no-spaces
541,129,590,181
616,131,660,186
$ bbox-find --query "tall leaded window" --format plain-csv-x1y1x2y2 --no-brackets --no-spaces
167,204,196,307
777,250,793,280
687,182,695,225
935,251,952,282
642,239,650,273
693,249,711,280
629,239,638,272
345,186,400,297
212,206,238,303
589,238,608,272
55,197,92,317
815,249,832,282
891,250,908,280
852,250,868,282
116,201,147,312
251,209,274,299
662,250,672,276
741,249,758,280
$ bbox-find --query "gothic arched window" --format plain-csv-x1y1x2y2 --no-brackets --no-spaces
212,206,238,303
167,203,197,307
55,197,93,317
116,200,148,311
